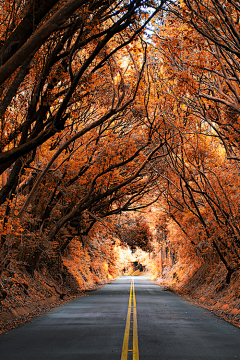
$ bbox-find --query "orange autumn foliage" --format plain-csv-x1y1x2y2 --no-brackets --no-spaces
1,0,240,308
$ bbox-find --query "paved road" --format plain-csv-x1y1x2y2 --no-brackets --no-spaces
0,276,240,359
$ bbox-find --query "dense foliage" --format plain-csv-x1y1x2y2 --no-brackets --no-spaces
0,0,240,290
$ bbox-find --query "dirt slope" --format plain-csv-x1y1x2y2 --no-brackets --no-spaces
0,261,109,334
155,262,240,328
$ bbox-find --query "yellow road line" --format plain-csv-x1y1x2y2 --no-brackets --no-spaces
121,281,132,360
121,280,139,360
132,280,139,360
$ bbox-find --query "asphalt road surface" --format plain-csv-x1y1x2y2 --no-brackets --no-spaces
0,276,240,360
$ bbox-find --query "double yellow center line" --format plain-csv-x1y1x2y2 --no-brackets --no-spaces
121,279,139,360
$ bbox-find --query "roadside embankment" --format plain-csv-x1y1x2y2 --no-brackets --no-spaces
0,260,112,334
155,262,240,328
